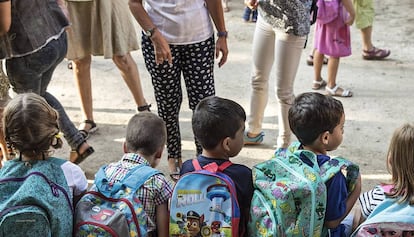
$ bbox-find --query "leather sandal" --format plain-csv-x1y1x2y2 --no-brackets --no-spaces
169,157,182,182
137,104,151,112
78,120,97,139
362,47,390,60
70,142,95,165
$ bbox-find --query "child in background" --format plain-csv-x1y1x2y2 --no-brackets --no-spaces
99,112,174,237
354,123,414,226
1,93,88,203
180,96,253,237
312,0,355,97
288,92,361,236
242,2,257,23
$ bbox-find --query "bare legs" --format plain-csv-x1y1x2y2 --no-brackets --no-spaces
72,53,148,132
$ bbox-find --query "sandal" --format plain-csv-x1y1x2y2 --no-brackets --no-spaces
78,120,98,139
306,55,329,66
70,142,95,165
312,78,327,90
137,104,151,112
169,157,182,182
325,85,353,97
244,131,265,145
362,47,390,60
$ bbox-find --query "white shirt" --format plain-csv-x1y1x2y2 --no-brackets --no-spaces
61,161,88,197
144,0,214,44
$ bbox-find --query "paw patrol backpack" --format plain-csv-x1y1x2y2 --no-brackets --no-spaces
169,159,240,237
248,142,359,237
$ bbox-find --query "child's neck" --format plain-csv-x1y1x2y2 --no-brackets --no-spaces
302,145,327,156
201,150,230,160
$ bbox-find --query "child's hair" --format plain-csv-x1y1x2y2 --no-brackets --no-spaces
192,96,246,150
386,123,414,204
125,112,166,156
289,92,344,145
2,93,62,159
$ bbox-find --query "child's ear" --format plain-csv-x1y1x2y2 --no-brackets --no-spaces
221,137,231,152
155,146,164,159
321,131,330,145
122,142,128,153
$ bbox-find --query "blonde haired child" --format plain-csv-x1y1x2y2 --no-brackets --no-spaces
355,123,414,226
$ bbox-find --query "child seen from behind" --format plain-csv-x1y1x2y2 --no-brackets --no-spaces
289,92,362,236
180,96,254,237
99,112,174,237
312,0,355,97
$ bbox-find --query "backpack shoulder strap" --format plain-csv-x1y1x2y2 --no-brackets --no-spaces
94,164,160,196
320,156,359,193
192,159,232,173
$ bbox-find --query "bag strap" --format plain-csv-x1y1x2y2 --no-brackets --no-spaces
320,156,359,193
95,164,160,196
192,159,233,173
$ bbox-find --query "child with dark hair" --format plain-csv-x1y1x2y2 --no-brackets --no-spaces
98,112,173,237
288,92,361,237
180,96,253,237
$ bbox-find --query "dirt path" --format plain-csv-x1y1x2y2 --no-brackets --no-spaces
49,0,414,191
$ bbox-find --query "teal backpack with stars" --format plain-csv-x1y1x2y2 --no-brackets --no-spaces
248,142,359,237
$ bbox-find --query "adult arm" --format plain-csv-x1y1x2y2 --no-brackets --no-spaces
205,0,228,68
128,0,172,65
156,202,169,237
0,1,11,36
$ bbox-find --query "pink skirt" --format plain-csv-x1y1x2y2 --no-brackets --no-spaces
313,7,351,58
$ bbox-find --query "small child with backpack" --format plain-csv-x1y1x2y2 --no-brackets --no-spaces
0,93,88,236
248,92,361,237
75,112,173,237
173,96,253,237
352,123,414,236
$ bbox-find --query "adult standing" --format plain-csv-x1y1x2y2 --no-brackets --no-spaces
128,0,228,178
0,0,94,164
66,0,151,139
244,0,314,149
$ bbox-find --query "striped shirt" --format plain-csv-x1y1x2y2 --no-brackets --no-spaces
358,185,386,218
104,153,174,232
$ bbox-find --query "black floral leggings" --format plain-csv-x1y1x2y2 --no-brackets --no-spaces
141,35,215,159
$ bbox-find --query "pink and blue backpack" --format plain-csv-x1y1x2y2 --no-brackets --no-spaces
169,159,240,237
352,185,414,237
248,142,359,237
74,164,160,237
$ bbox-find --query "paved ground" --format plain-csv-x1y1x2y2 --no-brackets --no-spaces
48,0,414,192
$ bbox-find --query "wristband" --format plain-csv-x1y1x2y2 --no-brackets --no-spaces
217,31,228,38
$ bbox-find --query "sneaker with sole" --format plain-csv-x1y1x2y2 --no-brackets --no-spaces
244,131,265,145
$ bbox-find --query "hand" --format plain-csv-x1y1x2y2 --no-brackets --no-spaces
246,0,259,9
345,12,355,26
215,37,228,68
151,30,173,66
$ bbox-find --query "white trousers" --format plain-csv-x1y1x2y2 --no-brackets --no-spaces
248,15,306,148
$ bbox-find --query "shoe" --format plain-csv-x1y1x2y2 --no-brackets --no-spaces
244,131,265,145
168,157,182,182
306,55,329,66
362,47,390,60
137,104,151,112
70,143,95,165
312,78,327,90
325,85,353,97
78,120,97,140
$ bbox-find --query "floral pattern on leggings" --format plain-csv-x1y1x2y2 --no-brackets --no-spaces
141,36,215,158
